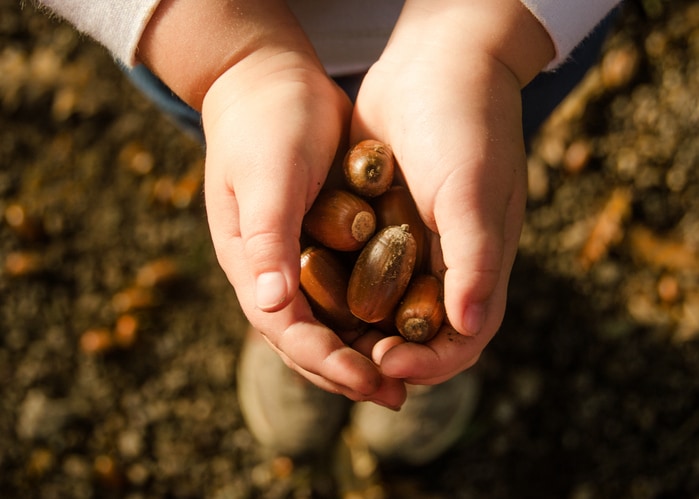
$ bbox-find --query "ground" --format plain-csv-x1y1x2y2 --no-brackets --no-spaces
1,1,699,497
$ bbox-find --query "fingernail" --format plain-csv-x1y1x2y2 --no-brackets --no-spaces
255,271,287,311
371,399,402,412
463,303,485,335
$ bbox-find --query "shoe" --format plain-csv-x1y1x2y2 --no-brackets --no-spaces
349,370,480,466
236,327,352,458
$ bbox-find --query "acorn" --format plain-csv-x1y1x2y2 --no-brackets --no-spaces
343,139,395,198
303,189,376,251
395,274,445,343
300,246,363,332
348,224,417,323
373,185,429,271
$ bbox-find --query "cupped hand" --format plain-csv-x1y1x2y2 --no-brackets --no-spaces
350,0,553,384
201,43,406,407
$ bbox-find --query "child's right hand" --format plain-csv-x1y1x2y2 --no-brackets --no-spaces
139,0,407,409
202,54,405,408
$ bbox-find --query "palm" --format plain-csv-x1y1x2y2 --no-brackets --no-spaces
349,48,528,385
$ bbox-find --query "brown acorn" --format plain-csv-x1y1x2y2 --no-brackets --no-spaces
348,224,417,323
373,185,429,272
300,246,363,331
395,274,445,343
343,139,395,198
303,189,376,251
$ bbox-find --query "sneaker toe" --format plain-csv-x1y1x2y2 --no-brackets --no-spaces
350,371,480,466
237,330,352,457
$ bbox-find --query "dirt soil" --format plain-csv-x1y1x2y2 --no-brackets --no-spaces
2,1,699,498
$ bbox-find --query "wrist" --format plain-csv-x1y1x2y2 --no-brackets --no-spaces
137,0,319,110
391,0,554,87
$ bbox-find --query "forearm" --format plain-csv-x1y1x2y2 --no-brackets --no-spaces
38,0,621,101
138,0,320,110
388,0,555,89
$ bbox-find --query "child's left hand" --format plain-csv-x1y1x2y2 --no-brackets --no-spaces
349,0,554,385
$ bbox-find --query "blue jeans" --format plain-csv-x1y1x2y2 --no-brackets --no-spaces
125,10,617,147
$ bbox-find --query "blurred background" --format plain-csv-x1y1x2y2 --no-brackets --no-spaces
1,0,698,497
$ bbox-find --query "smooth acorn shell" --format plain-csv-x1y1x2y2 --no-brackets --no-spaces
348,225,417,323
300,246,362,331
303,189,376,251
343,139,395,198
394,274,445,343
372,185,429,272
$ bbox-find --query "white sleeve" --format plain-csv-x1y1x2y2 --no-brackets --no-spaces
519,0,622,70
38,1,621,73
38,0,162,65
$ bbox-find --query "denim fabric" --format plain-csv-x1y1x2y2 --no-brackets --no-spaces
124,63,205,144
521,8,619,143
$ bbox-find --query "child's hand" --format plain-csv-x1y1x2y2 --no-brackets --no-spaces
350,0,554,384
203,59,404,407
140,0,407,408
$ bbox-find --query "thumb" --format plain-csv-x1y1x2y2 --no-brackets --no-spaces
205,126,337,314
234,157,309,312
430,135,527,337
202,74,349,314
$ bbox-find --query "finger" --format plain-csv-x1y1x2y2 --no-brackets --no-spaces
374,230,519,385
204,74,350,314
354,329,406,366
350,330,408,409
372,324,485,384
208,194,392,400
438,180,504,334
209,127,327,313
254,291,387,397
234,155,307,312
205,168,388,397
